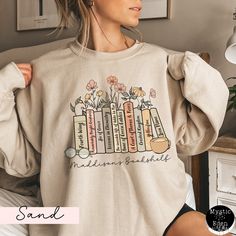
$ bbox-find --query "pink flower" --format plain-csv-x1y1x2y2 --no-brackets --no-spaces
86,80,97,91
107,75,118,86
150,88,156,98
114,83,126,93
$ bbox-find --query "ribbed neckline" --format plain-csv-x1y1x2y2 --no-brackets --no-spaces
69,39,145,60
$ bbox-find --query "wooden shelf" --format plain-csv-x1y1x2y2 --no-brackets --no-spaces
209,135,236,155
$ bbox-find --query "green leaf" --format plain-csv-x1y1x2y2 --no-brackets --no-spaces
229,95,236,102
97,101,101,107
130,95,137,100
87,101,94,107
70,103,75,112
229,87,236,93
227,102,234,111
75,97,81,105
122,92,129,97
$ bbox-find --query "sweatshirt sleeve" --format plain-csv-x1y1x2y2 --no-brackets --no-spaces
167,51,229,156
0,62,41,177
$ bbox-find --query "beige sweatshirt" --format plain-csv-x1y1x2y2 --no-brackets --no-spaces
0,39,229,236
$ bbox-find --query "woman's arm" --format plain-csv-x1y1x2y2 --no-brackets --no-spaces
0,62,40,177
167,51,229,156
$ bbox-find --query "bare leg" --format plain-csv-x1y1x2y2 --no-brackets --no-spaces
166,211,233,236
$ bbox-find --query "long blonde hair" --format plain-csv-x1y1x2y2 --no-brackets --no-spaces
54,0,143,49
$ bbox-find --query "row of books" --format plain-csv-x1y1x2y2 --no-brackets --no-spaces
73,101,166,154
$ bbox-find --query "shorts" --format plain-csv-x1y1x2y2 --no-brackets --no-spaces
163,203,195,236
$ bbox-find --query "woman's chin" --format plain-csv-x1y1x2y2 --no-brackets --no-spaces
126,19,140,27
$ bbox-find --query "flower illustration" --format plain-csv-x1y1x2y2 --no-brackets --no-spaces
132,87,146,97
96,90,109,109
86,79,97,91
150,88,156,98
107,75,118,86
84,93,92,101
96,90,104,97
114,83,126,93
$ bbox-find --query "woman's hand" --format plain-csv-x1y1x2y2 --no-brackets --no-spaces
16,64,32,87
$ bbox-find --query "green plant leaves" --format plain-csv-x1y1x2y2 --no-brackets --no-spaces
229,85,236,93
227,78,236,112
70,103,75,113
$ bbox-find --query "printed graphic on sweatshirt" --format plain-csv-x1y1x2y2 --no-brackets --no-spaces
65,76,171,167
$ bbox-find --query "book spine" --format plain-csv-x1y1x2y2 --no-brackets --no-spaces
123,101,137,153
102,107,114,153
142,109,153,151
73,115,88,151
134,107,145,152
150,107,165,138
110,102,121,152
86,109,97,154
94,111,105,154
117,109,128,153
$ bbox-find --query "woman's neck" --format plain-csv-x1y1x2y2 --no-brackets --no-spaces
85,12,136,52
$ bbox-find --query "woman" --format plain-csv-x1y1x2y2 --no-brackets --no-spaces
0,0,231,235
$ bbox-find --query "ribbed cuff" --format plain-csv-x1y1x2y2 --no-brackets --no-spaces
0,62,26,92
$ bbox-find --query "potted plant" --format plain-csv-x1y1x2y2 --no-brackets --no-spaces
227,77,236,111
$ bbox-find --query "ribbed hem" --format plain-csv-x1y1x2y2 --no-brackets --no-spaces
69,39,145,61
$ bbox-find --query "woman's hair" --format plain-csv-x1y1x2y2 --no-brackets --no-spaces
54,0,143,49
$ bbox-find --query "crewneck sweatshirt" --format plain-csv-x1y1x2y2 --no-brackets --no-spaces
0,39,229,236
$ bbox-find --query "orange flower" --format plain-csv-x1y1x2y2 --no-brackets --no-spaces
107,75,118,85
